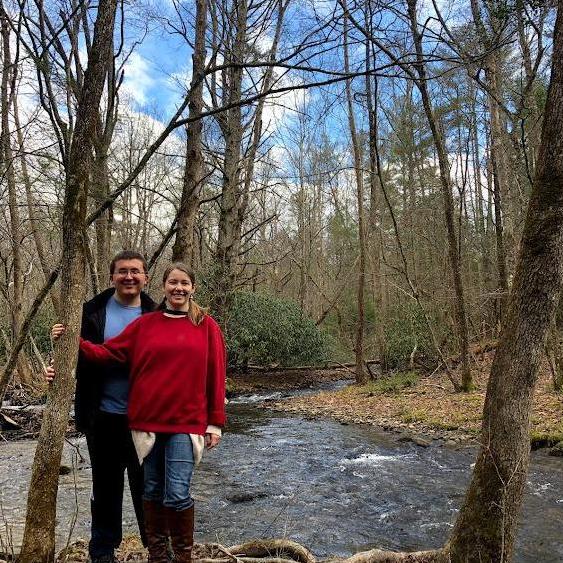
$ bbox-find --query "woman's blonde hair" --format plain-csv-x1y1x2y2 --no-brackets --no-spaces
162,262,207,325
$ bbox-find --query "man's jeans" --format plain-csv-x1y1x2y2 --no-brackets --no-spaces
143,433,195,511
86,411,146,558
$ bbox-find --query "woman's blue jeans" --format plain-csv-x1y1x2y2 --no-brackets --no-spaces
143,433,195,511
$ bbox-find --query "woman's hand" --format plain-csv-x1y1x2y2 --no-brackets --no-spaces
51,324,65,340
205,433,221,449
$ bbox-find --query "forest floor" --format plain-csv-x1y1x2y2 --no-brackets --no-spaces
231,351,563,451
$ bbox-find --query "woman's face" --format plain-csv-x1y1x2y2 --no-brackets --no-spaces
164,269,194,309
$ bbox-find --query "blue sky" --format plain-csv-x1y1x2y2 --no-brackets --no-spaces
120,7,195,118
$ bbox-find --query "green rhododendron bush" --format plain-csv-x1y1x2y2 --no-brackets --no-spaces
226,292,330,368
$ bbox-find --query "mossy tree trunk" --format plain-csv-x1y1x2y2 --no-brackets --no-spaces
448,1,563,559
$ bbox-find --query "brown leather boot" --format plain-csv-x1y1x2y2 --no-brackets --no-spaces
167,504,194,563
143,500,169,563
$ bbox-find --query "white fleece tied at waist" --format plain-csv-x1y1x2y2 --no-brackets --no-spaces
131,426,222,466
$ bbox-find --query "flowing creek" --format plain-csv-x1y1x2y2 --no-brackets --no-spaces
1,389,562,561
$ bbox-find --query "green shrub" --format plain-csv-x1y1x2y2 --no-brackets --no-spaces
226,291,330,368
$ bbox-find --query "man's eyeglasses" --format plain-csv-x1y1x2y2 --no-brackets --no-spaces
114,269,146,277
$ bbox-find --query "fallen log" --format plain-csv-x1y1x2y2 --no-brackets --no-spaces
238,360,381,373
53,538,448,563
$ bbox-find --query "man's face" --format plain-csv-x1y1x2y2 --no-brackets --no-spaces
110,259,148,299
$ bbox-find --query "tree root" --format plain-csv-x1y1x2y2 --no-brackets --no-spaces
54,537,447,563
227,539,316,563
341,547,449,563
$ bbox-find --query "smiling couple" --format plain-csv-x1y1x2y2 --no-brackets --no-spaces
47,250,226,563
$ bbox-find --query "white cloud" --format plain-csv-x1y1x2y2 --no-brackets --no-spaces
121,52,156,105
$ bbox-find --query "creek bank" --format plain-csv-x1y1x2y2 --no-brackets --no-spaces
227,367,350,395
255,354,563,453
264,396,477,448
0,404,80,442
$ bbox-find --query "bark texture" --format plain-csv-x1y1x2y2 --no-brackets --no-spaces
172,0,207,265
92,127,114,281
212,0,248,322
448,2,563,559
17,1,118,560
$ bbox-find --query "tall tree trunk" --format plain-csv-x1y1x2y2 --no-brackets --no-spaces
240,0,287,211
92,37,118,281
407,0,472,391
343,3,368,384
366,49,386,373
469,81,492,333
172,0,207,264
212,0,248,322
92,140,112,281
18,1,118,560
448,4,563,559
486,57,510,325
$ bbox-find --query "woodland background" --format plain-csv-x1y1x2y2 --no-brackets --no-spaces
0,0,557,391
1,0,563,561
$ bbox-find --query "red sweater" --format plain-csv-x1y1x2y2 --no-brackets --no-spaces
79,311,226,434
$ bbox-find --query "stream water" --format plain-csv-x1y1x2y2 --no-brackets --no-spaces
1,393,562,561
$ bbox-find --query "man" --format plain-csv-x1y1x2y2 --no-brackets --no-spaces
51,250,156,563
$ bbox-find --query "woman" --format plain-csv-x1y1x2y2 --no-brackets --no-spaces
52,263,226,563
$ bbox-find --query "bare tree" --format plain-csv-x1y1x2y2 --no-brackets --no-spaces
343,1,563,560
17,1,118,560
365,36,387,371
172,0,208,264
211,0,287,322
0,5,33,385
13,94,61,314
405,0,472,390
342,1,368,383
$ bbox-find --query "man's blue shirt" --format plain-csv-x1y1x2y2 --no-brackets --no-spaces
98,296,142,414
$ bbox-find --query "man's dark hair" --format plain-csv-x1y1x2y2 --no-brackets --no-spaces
109,250,148,275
